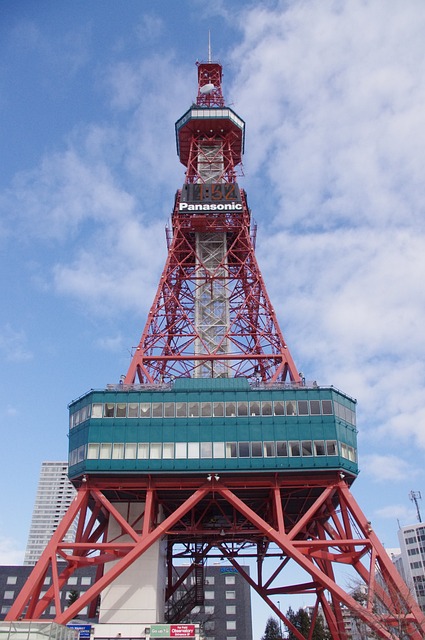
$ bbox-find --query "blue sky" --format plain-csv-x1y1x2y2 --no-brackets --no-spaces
1,0,425,634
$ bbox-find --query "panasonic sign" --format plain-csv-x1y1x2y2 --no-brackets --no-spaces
179,202,243,212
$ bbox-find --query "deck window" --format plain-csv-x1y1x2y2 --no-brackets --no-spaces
104,403,115,417
87,443,100,459
137,443,149,459
100,443,112,459
116,403,126,418
322,400,333,414
164,402,174,417
289,441,301,456
276,441,288,457
226,442,237,458
128,403,139,418
302,441,313,456
175,442,187,458
112,443,124,459
213,402,224,417
189,402,199,417
152,403,163,418
250,401,260,416
286,401,297,416
163,443,174,458
91,403,103,418
188,442,200,458
262,401,272,416
125,443,137,459
274,401,284,416
201,442,213,458
310,400,321,415
314,440,326,456
252,442,263,457
264,441,275,457
238,442,250,457
225,402,236,416
213,441,225,457
327,440,337,456
150,443,162,458
298,401,309,415
140,403,151,418
176,402,187,417
201,402,212,417
237,401,248,416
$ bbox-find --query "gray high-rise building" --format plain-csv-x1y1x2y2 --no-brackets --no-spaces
395,522,425,612
24,462,76,566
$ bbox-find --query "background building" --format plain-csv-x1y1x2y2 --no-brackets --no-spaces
24,462,76,566
0,563,252,640
0,564,97,620
172,565,252,640
397,522,425,612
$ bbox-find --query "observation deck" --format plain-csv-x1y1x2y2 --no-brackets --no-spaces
68,378,358,481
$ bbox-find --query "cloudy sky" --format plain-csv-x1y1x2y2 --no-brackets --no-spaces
1,0,425,631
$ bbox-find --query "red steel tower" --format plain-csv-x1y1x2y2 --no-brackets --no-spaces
7,59,425,640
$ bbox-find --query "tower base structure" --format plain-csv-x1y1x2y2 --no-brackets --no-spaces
7,467,425,639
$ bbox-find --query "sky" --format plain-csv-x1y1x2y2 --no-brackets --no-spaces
1,0,425,634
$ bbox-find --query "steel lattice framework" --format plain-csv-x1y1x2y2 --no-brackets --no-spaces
7,57,425,640
7,475,425,639
125,189,299,384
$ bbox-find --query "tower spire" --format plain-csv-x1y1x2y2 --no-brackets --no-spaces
124,60,300,384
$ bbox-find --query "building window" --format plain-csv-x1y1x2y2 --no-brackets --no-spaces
68,577,78,585
205,590,215,599
81,577,92,586
1,606,11,614
226,605,236,615
225,576,235,585
225,590,236,599
6,577,17,585
205,606,215,614
205,577,215,585
226,621,236,630
4,591,14,599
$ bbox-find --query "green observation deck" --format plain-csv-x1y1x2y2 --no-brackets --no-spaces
68,378,358,481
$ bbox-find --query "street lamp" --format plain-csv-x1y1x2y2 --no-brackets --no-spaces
277,600,283,639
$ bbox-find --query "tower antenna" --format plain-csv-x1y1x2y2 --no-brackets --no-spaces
409,490,423,523
208,30,212,63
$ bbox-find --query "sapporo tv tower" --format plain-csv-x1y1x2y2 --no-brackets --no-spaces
8,55,425,640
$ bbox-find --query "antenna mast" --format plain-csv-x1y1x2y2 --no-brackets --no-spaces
409,490,423,523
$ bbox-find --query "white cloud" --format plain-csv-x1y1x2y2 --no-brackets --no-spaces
375,504,416,521
228,0,425,452
361,454,418,482
1,52,193,318
0,324,33,363
0,536,24,565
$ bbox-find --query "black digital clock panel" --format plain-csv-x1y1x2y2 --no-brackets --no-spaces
181,183,242,204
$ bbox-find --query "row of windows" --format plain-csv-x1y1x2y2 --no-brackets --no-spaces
70,399,351,428
70,439,357,465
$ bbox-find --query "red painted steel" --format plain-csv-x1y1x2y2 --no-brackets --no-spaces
7,474,425,638
125,193,300,383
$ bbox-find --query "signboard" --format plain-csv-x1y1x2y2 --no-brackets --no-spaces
220,566,238,573
150,624,195,638
66,624,91,639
